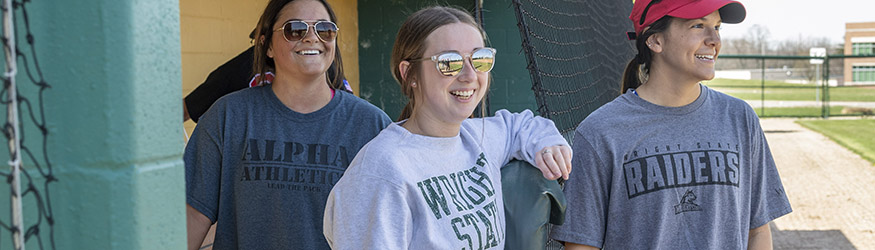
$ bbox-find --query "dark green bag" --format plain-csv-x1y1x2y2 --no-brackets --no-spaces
501,160,567,250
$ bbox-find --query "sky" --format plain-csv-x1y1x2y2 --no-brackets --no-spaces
718,0,874,45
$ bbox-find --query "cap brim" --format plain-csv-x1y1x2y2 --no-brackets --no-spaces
719,2,746,24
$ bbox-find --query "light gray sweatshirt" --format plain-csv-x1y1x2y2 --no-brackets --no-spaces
324,109,568,249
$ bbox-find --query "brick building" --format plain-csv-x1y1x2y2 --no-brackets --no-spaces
844,22,875,84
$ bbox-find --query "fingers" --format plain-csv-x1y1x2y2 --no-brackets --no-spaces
560,145,573,179
535,145,573,180
541,148,562,180
535,148,556,180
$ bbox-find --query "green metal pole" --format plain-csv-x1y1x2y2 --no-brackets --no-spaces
823,56,830,119
761,58,765,116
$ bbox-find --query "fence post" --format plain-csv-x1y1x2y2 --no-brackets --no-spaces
761,58,765,116
823,56,830,119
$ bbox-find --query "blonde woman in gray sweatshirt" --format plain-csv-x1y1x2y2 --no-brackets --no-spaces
323,6,572,250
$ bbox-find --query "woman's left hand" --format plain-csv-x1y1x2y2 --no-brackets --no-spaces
534,145,572,180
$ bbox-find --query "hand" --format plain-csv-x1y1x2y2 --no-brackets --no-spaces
534,145,572,180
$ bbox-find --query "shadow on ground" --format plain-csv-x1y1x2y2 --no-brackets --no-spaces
771,222,857,250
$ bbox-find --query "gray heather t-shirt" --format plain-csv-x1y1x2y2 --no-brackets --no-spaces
185,86,391,250
550,84,792,249
323,110,569,250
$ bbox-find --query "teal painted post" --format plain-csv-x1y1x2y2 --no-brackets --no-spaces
0,0,185,249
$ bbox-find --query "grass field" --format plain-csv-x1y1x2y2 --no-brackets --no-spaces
704,78,875,102
753,106,847,117
796,119,875,166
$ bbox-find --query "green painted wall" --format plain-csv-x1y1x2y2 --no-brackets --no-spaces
481,1,538,113
0,0,185,249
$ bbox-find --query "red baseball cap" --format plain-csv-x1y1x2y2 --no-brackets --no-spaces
629,0,746,38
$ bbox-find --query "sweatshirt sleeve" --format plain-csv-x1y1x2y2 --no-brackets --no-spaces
483,109,569,167
324,174,412,250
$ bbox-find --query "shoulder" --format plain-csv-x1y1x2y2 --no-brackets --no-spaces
703,86,760,120
576,96,635,135
337,91,391,121
213,85,266,105
342,125,409,182
199,86,267,121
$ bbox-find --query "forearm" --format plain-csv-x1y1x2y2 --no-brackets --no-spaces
187,204,212,250
747,223,773,250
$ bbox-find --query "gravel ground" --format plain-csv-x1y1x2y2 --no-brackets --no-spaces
761,118,875,250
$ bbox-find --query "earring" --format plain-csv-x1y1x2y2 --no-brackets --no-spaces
411,82,416,87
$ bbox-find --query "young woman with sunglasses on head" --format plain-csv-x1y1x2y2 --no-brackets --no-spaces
550,0,791,249
184,0,391,249
322,6,572,249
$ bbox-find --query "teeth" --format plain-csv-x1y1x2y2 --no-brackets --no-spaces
451,90,474,98
297,50,321,55
696,54,714,60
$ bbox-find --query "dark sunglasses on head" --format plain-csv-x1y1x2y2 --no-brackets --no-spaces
410,47,497,76
274,20,338,42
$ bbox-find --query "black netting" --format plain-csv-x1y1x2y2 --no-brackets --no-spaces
512,0,635,139
1,0,56,249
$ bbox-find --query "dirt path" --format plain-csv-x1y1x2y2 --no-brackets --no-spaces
761,118,875,250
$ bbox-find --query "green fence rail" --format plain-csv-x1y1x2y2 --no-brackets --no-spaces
710,54,875,118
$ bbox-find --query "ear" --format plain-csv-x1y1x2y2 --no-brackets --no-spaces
399,60,412,83
647,33,664,54
262,35,274,58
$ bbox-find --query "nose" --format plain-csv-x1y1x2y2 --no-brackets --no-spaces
455,57,478,83
301,25,319,43
705,27,720,48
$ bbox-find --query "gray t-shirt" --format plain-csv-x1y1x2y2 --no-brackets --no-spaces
550,84,792,249
185,86,391,250
323,110,569,249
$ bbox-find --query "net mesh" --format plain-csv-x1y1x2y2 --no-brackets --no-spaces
1,0,56,249
511,1,634,249
512,0,635,139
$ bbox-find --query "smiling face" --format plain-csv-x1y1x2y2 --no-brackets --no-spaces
267,0,335,79
650,10,722,84
410,22,489,125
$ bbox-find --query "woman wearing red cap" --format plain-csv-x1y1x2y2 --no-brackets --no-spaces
550,0,791,249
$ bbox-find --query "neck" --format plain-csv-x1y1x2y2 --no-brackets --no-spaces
636,65,702,107
271,73,332,113
402,113,462,138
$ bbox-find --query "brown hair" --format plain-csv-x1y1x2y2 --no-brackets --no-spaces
252,0,346,91
621,16,672,93
391,6,487,121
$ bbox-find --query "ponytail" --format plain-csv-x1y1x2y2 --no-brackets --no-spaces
620,16,673,94
621,59,643,94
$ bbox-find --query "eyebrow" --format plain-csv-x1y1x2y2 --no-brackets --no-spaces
694,16,722,23
287,18,330,22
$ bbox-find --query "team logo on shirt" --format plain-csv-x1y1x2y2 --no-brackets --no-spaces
238,138,351,193
622,141,741,199
415,152,503,249
674,189,702,214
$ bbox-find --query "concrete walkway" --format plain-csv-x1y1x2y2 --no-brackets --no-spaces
761,118,875,250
